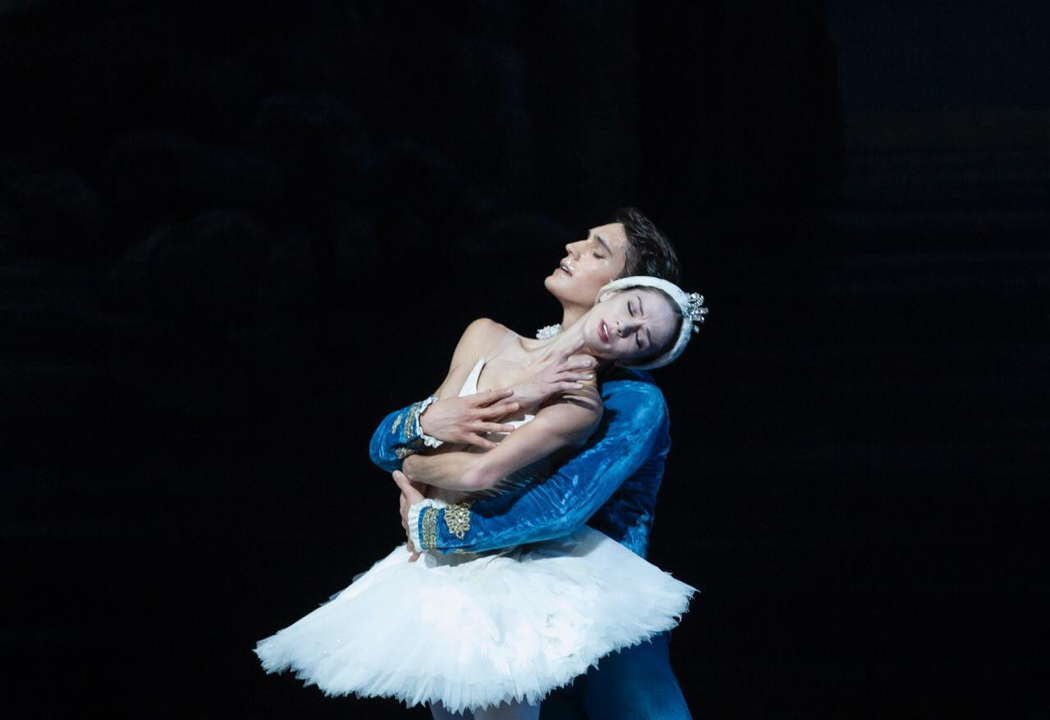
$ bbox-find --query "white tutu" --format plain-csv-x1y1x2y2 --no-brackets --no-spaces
255,526,695,713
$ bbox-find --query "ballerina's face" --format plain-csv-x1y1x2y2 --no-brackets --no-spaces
544,223,629,308
581,288,679,365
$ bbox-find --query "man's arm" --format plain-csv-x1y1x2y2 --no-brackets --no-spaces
367,399,438,473
402,386,600,492
367,319,521,472
368,321,594,473
404,380,668,554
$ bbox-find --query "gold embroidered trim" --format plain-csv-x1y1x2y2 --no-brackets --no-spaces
421,507,438,550
404,402,423,442
393,400,429,458
444,501,473,539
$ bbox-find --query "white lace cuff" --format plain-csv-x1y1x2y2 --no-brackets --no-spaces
414,395,444,449
406,498,447,553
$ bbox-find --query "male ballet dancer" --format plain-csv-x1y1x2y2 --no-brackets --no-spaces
372,208,694,719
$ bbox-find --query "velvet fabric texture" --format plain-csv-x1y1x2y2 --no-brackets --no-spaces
368,369,671,559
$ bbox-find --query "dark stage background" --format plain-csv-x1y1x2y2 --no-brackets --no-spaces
2,1,1047,718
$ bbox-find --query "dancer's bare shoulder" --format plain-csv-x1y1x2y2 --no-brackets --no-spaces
457,318,512,353
433,318,514,399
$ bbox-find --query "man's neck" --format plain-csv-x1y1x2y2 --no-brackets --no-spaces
559,303,589,330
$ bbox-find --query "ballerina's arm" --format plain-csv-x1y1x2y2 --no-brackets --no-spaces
405,377,669,555
368,319,594,471
401,386,602,492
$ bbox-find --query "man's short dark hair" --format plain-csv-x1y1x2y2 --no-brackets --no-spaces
615,207,680,284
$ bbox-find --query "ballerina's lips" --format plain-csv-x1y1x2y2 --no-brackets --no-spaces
598,320,610,343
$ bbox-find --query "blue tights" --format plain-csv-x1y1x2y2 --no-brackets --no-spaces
539,633,692,720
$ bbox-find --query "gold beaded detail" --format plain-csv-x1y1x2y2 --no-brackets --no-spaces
421,507,438,550
392,399,432,459
405,402,423,441
444,501,473,539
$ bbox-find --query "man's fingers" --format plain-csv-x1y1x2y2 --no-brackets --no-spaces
476,422,517,434
464,433,499,450
392,469,412,493
392,470,424,502
479,400,519,418
473,388,514,406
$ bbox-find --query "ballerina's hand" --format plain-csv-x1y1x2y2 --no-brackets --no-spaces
512,338,596,412
393,470,426,561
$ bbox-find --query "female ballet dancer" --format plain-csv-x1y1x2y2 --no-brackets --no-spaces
256,275,707,720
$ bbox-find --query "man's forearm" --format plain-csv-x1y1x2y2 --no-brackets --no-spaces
368,399,434,472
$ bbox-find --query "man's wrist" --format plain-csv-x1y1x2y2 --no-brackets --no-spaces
402,453,419,476
407,498,447,553
415,396,444,448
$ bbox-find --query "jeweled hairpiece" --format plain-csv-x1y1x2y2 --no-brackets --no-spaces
686,292,708,332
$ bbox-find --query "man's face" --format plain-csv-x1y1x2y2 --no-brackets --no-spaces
544,222,630,308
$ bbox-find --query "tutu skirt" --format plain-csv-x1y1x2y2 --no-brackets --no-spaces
255,527,695,713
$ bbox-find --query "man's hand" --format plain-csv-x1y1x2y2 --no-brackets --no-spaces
393,470,426,561
419,390,521,450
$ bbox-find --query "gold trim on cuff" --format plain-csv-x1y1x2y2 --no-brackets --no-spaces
404,402,423,443
421,506,439,550
444,501,473,540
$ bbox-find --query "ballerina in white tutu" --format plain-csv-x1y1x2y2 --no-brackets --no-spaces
255,275,707,720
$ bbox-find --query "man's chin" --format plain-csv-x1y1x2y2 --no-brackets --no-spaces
544,273,574,298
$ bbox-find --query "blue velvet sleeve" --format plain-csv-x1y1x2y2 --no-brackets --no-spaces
415,379,668,554
367,399,433,472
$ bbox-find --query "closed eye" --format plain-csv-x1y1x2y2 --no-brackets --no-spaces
594,233,614,259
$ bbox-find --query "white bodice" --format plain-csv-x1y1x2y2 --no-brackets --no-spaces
427,357,535,507
458,357,535,430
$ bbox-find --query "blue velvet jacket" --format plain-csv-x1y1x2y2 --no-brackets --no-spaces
367,369,670,559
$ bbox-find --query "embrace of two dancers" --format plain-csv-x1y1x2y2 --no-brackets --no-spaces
257,208,708,720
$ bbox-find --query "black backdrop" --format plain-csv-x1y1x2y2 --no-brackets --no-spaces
2,1,1047,718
